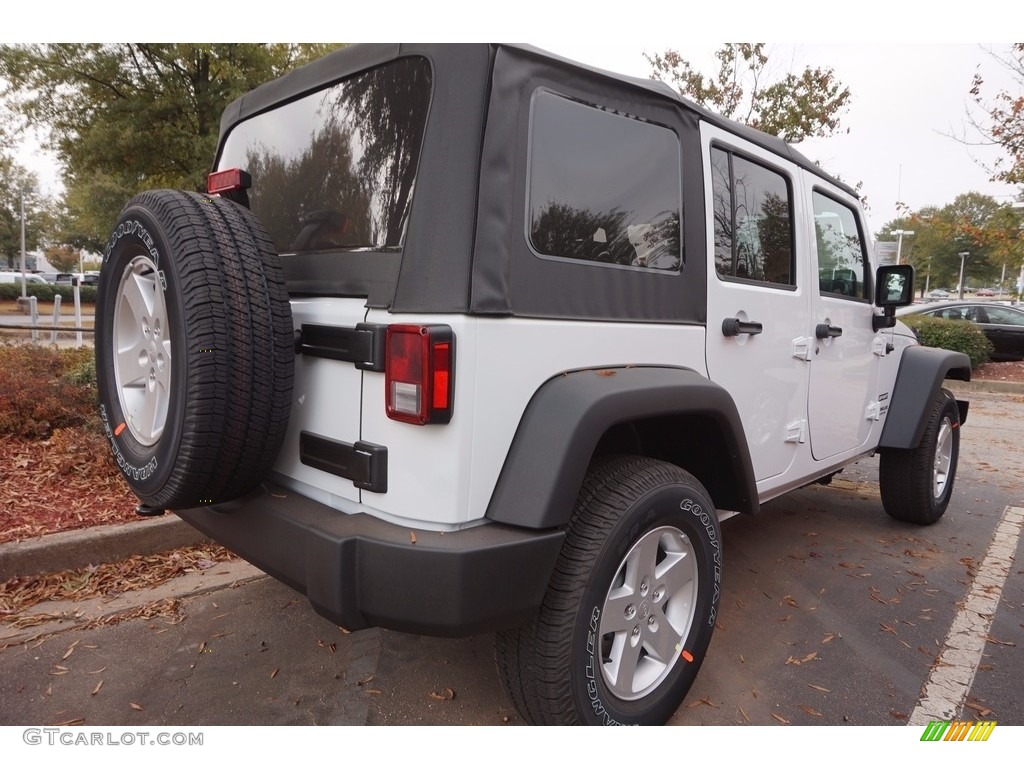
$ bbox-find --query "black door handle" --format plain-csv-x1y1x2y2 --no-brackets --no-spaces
722,318,764,337
815,323,843,339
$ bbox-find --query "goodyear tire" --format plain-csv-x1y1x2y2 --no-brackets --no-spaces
95,190,294,510
879,388,960,525
495,455,721,725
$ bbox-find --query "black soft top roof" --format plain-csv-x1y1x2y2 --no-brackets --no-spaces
217,43,854,197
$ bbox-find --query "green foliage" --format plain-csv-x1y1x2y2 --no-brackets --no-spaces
0,43,343,251
901,315,993,369
646,44,851,142
0,343,98,438
0,155,51,268
878,195,1023,294
0,283,96,302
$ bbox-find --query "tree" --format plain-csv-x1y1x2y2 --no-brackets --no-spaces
0,155,48,270
43,244,80,273
646,44,851,142
0,44,342,251
968,44,1024,186
877,193,1012,291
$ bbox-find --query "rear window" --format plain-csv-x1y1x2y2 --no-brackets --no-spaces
527,90,682,272
217,56,432,254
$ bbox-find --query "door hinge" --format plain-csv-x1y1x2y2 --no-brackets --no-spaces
864,401,882,421
871,336,889,357
792,337,813,362
785,418,807,443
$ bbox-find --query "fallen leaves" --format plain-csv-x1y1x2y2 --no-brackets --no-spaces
965,699,995,717
0,428,139,546
771,712,790,724
808,684,831,693
129,702,144,711
984,635,1016,647
785,651,818,666
686,697,719,709
429,687,456,701
800,704,823,717
0,548,234,621
91,680,103,696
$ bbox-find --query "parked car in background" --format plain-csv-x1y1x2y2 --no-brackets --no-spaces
0,271,48,285
56,272,99,287
975,288,995,297
897,301,1024,360
928,288,950,299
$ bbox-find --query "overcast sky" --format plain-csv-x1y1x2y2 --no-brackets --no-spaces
538,41,1021,236
9,4,1024,245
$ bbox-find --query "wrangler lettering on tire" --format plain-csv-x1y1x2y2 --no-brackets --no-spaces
95,190,294,510
495,455,721,725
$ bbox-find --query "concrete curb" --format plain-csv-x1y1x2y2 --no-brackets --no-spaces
946,378,1024,395
0,559,266,648
0,514,211,581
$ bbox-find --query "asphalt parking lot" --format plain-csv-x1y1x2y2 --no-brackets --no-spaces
0,385,1021,728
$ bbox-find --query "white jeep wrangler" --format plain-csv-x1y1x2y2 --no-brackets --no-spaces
95,44,971,725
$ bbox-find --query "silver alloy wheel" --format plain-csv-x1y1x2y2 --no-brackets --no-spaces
933,417,954,499
598,525,699,701
112,254,172,446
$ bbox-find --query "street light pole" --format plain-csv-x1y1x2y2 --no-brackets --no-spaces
893,229,915,264
19,190,27,300
958,251,970,300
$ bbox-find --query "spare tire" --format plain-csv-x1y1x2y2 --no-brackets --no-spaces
95,190,294,510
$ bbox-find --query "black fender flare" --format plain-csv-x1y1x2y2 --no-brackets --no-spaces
484,366,759,529
878,345,971,451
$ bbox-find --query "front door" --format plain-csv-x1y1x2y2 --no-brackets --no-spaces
806,187,880,461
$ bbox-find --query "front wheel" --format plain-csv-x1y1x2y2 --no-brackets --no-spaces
495,456,722,725
879,388,961,525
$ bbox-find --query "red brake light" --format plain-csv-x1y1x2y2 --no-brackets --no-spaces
207,168,252,195
385,325,454,425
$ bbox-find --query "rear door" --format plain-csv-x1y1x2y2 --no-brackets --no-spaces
701,124,812,486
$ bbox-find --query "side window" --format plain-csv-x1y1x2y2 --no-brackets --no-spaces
527,91,682,271
986,307,1024,325
711,146,795,287
813,191,869,300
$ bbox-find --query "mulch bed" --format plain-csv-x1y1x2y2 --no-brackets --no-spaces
973,359,1024,383
0,426,138,546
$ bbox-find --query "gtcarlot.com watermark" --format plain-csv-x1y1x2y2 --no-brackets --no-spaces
23,728,203,747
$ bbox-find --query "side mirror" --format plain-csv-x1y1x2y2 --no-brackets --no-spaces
873,264,914,331
876,264,914,307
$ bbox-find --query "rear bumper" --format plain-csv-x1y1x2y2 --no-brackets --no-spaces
177,483,564,636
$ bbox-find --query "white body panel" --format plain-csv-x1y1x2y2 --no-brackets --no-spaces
271,298,367,504
701,123,812,487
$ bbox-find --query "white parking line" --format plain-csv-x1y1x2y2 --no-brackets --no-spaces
909,505,1024,725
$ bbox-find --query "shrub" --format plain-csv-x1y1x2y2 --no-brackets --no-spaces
0,282,55,301
0,283,96,303
0,343,99,438
900,315,993,369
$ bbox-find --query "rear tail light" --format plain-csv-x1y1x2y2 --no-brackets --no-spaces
385,325,455,425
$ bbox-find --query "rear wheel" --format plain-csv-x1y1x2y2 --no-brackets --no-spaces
879,388,960,525
95,190,294,510
495,455,721,725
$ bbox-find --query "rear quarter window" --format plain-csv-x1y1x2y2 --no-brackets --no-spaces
526,90,682,272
